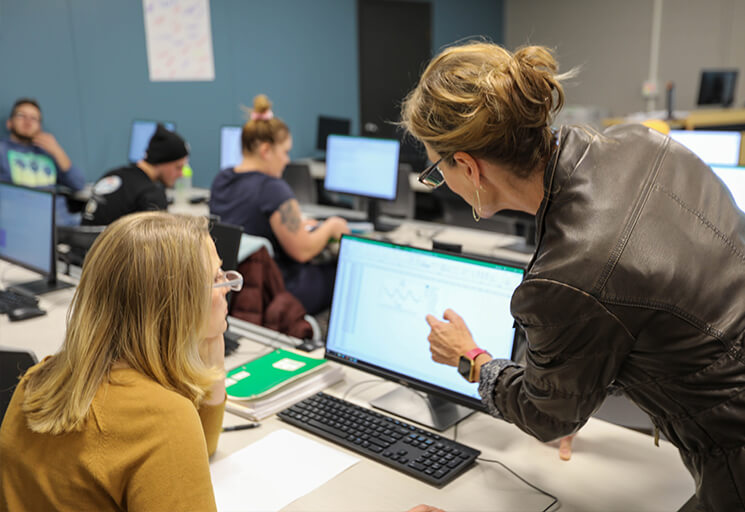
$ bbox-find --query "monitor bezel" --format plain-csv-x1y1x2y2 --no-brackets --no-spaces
323,134,401,201
324,234,525,413
0,181,56,279
219,124,243,171
128,119,177,163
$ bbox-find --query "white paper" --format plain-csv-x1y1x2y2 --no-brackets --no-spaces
210,429,359,512
142,0,215,81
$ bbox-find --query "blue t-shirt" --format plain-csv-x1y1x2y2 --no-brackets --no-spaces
209,168,298,274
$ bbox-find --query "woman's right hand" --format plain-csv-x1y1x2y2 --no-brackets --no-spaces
323,216,350,240
406,505,445,512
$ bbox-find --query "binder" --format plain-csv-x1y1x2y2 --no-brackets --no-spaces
226,349,328,400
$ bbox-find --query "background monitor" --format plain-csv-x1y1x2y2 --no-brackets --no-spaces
324,135,400,229
697,69,738,107
0,182,72,295
128,120,176,163
316,115,352,152
220,125,243,170
710,165,745,212
669,130,742,166
325,235,524,430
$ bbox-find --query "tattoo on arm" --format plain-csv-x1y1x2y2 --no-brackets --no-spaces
278,200,302,233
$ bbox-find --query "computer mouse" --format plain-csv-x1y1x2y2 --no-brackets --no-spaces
8,306,46,322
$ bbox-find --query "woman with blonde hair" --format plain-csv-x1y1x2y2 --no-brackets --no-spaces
210,94,349,314
403,41,745,510
0,211,242,511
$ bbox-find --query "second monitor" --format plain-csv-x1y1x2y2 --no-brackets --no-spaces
324,135,400,230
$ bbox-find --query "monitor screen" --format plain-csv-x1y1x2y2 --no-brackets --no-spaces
669,130,742,166
129,120,176,163
697,70,738,107
220,125,243,170
317,116,352,151
324,135,399,200
710,165,745,212
325,236,525,411
0,182,54,276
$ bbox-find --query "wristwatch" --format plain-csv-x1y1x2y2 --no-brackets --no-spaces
458,348,490,383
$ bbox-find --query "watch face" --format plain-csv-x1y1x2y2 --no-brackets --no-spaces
457,355,471,379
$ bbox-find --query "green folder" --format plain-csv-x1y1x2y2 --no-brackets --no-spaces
226,349,328,400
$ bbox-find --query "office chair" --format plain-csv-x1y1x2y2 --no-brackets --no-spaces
57,225,107,272
0,348,37,423
284,163,317,205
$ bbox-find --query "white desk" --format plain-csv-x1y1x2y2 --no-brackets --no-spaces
1,261,695,511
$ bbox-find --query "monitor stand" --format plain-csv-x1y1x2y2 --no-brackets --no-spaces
370,386,474,431
367,199,397,233
10,276,74,296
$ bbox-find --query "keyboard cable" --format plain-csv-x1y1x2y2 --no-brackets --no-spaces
453,419,560,512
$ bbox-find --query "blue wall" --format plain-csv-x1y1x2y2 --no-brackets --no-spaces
0,0,502,188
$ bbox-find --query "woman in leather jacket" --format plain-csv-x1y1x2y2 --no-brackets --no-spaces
402,41,745,511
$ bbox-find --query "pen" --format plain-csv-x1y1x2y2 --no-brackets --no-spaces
222,423,261,432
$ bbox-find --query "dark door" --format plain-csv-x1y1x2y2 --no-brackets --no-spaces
358,0,431,167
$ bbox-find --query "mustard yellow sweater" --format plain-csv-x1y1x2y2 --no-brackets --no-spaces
0,362,225,512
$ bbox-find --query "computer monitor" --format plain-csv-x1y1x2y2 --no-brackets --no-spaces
697,70,738,107
325,235,524,430
710,165,745,212
0,182,73,295
669,130,742,166
128,120,177,163
220,125,243,170
316,116,351,152
324,135,400,230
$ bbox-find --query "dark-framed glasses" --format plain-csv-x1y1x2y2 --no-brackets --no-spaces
213,269,243,292
417,157,445,189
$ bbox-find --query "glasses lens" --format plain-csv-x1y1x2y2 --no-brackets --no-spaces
224,270,243,292
419,165,445,189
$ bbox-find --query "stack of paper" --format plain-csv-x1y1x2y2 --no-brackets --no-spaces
225,351,344,420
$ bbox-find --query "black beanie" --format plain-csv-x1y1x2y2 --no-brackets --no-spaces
145,124,189,164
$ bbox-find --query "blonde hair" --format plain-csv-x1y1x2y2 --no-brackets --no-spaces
401,41,571,177
22,212,219,434
240,94,289,153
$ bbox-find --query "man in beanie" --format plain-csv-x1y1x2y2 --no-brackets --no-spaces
82,124,189,225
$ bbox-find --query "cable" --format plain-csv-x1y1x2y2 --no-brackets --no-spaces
342,378,384,400
476,456,560,512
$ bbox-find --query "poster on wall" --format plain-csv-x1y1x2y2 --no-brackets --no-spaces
142,0,215,82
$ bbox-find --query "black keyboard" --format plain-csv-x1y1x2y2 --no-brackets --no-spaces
278,392,480,487
0,289,39,314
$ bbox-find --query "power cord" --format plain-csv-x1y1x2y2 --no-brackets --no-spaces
476,456,560,512
453,416,559,512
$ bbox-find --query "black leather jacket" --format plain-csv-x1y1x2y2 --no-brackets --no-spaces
478,124,745,511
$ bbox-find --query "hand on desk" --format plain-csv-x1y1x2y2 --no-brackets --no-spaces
558,433,576,461
407,505,446,512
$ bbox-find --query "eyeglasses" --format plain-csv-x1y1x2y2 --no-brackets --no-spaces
213,269,243,292
12,112,40,123
417,157,445,189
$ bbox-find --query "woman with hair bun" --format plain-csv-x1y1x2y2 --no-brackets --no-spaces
210,94,349,314
402,41,745,510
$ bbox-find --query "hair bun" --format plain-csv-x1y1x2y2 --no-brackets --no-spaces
253,94,272,114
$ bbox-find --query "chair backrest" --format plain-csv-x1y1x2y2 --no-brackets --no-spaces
210,221,243,272
378,163,414,218
56,225,107,268
0,348,37,422
284,163,317,204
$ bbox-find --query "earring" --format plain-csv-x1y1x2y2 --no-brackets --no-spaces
472,187,482,222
